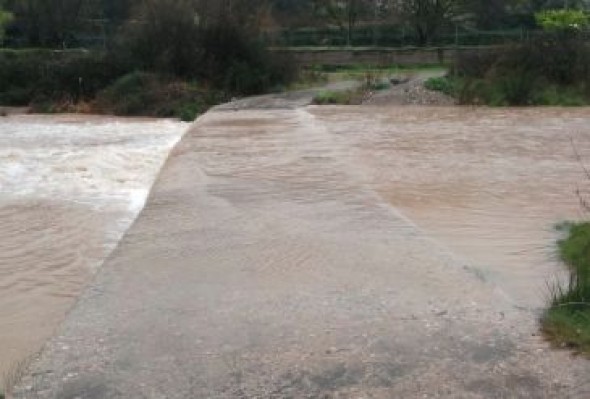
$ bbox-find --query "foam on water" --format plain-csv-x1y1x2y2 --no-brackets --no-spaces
0,114,187,383
0,116,185,206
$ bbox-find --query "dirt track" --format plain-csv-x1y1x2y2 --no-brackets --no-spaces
15,105,590,398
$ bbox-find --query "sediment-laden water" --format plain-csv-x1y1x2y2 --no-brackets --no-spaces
311,106,590,309
3,107,590,392
0,114,186,383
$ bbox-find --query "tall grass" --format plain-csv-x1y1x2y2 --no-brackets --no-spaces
542,223,590,354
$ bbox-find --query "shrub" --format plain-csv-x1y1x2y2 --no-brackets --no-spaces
451,34,590,106
198,24,296,95
0,49,130,106
453,49,502,79
424,76,455,96
117,0,202,77
118,0,296,96
536,9,589,32
542,222,590,354
94,72,226,120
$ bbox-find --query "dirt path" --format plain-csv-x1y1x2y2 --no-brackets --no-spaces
14,106,590,398
363,70,454,106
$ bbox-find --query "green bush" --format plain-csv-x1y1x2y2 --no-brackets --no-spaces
536,9,589,32
0,49,130,106
95,72,155,115
542,222,590,354
177,102,203,122
95,72,226,120
451,34,590,106
424,76,456,96
533,85,586,106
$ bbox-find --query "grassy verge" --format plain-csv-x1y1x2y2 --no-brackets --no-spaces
424,76,457,96
291,64,447,90
317,64,445,82
424,75,590,106
312,74,391,105
542,222,590,354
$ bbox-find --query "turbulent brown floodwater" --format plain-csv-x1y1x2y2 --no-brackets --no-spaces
3,106,590,390
0,114,186,385
311,106,590,309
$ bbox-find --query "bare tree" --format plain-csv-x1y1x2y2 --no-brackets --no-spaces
313,0,373,45
394,0,460,45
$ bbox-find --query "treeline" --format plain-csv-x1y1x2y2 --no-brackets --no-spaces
0,1,299,119
0,0,589,117
1,0,589,48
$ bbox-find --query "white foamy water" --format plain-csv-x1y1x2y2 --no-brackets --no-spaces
0,114,186,383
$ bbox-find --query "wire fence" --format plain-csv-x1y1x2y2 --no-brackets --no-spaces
4,20,590,50
263,26,548,48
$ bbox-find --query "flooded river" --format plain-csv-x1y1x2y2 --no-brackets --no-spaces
311,106,590,309
0,115,186,385
3,107,590,392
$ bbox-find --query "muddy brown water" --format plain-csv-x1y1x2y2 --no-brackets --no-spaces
0,115,186,386
2,107,590,392
310,106,590,309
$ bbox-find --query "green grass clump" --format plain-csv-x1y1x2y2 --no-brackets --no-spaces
424,76,456,96
313,89,365,105
542,222,590,354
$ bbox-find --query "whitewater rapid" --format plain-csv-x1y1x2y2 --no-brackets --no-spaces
0,114,187,383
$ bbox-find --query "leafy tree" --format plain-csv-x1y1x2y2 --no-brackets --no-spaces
536,8,589,31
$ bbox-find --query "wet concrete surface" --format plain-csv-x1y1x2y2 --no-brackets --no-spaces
13,106,590,398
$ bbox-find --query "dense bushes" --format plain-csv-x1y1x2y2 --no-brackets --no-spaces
117,0,295,95
0,1,296,117
117,0,202,77
94,72,226,121
446,33,590,106
197,24,295,95
0,49,129,106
